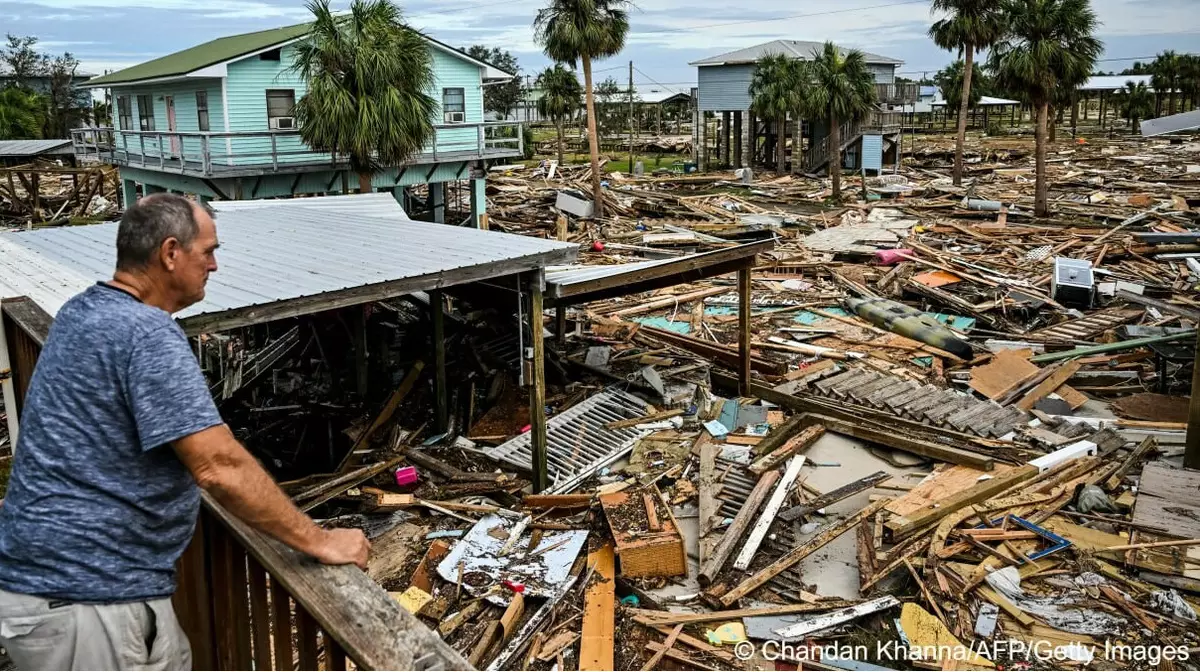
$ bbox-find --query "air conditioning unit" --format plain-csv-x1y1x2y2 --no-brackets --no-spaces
444,111,465,124
269,116,295,130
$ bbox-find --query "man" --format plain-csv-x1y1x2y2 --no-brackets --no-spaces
0,194,370,670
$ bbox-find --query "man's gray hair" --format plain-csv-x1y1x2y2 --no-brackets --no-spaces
116,194,215,270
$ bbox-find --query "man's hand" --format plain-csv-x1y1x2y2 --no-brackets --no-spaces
310,528,371,570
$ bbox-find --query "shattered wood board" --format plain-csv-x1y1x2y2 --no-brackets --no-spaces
1040,517,1200,578
898,603,995,668
436,513,587,599
598,486,687,578
885,465,1013,517
968,349,1038,400
803,226,901,254
473,388,651,494
1133,494,1200,539
1139,462,1200,507
366,522,427,585
1028,307,1142,341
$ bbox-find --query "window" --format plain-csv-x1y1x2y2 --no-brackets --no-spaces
196,91,210,131
442,87,465,123
259,48,281,61
266,89,295,129
117,96,132,130
136,94,155,131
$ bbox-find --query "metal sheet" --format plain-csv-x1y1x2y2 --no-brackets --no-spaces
474,387,651,494
0,194,578,322
0,139,73,157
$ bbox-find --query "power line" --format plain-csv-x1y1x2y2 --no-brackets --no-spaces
632,66,683,94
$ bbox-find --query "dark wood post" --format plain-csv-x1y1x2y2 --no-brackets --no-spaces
527,272,548,492
738,266,752,396
430,290,447,433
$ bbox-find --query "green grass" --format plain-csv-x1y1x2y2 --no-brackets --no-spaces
529,151,691,175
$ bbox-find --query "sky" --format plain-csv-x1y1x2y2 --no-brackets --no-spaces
4,0,1199,94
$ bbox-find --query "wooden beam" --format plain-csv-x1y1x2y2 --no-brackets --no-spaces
719,498,891,606
738,267,752,396
733,456,805,571
1014,361,1082,411
698,469,780,586
748,423,824,475
579,544,615,670
639,326,786,376
528,271,549,493
630,600,862,625
884,466,1038,538
697,432,719,544
779,470,891,522
430,289,447,433
640,624,683,671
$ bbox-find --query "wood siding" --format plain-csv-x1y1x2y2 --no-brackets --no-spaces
697,62,899,111
113,81,225,159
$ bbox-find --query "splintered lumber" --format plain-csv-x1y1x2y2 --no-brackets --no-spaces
749,423,824,475
773,596,900,638
884,466,1038,538
1104,436,1157,490
630,600,862,625
1014,361,1083,411
607,286,729,317
698,470,781,586
977,586,1035,628
605,409,683,430
523,494,593,509
579,544,615,671
640,622,735,662
733,456,806,571
640,326,787,376
720,498,891,606
640,624,683,671
642,642,718,671
697,432,719,542
780,470,891,522
810,413,994,471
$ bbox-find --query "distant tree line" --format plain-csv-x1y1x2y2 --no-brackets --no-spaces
0,34,96,140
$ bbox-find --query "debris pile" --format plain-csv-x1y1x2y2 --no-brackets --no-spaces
0,161,120,229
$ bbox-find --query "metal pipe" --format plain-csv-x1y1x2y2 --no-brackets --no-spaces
1029,330,1196,364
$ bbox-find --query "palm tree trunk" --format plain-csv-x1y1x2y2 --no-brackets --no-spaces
953,42,973,187
1048,104,1057,143
556,118,565,167
358,172,373,194
776,115,786,174
828,114,841,201
1035,102,1048,218
581,54,604,217
1169,90,1176,116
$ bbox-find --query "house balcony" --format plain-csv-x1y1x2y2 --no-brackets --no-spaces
70,123,524,179
875,82,920,105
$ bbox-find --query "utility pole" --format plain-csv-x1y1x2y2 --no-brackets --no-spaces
628,60,635,174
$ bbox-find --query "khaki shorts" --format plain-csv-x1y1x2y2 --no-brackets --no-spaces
0,588,191,671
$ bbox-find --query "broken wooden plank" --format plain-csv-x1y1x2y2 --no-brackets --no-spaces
773,596,900,638
579,544,615,671
969,349,1038,400
698,469,781,586
884,466,1039,538
523,494,593,509
640,624,683,671
630,600,862,625
720,498,891,606
1015,361,1083,411
642,642,719,671
605,409,683,430
733,455,806,571
780,470,890,522
748,424,824,475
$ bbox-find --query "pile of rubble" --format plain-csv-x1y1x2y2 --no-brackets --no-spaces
251,130,1200,670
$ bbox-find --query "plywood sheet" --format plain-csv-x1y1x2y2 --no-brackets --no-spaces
886,464,1013,517
1139,462,1200,507
1133,494,1200,539
968,349,1038,400
579,545,615,671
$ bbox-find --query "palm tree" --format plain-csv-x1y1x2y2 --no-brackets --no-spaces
990,0,1101,217
935,59,988,112
929,0,1003,186
805,42,877,201
749,54,807,175
1184,55,1200,112
1115,81,1153,131
534,0,630,217
0,87,45,140
1150,51,1181,116
536,64,582,167
292,0,437,194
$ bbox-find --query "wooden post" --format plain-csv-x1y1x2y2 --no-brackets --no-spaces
0,301,19,449
737,266,752,396
352,306,368,399
430,289,447,433
528,272,549,493
555,306,567,349
1186,332,1200,470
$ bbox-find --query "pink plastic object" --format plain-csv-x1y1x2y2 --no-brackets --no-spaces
591,241,605,252
394,466,419,487
874,248,913,266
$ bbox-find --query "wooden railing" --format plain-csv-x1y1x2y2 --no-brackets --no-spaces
876,82,921,104
0,296,471,672
70,123,524,177
802,111,904,172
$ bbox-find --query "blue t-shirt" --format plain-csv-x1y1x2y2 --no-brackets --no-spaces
0,283,223,603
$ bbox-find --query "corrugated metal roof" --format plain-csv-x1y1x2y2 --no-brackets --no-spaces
932,95,1020,107
1082,75,1153,91
1141,109,1200,137
209,192,412,220
689,40,903,67
0,196,578,327
0,139,73,157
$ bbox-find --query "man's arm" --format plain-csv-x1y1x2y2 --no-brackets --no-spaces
173,424,370,569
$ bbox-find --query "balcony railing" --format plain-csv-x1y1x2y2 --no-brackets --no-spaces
876,82,921,104
71,123,524,178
